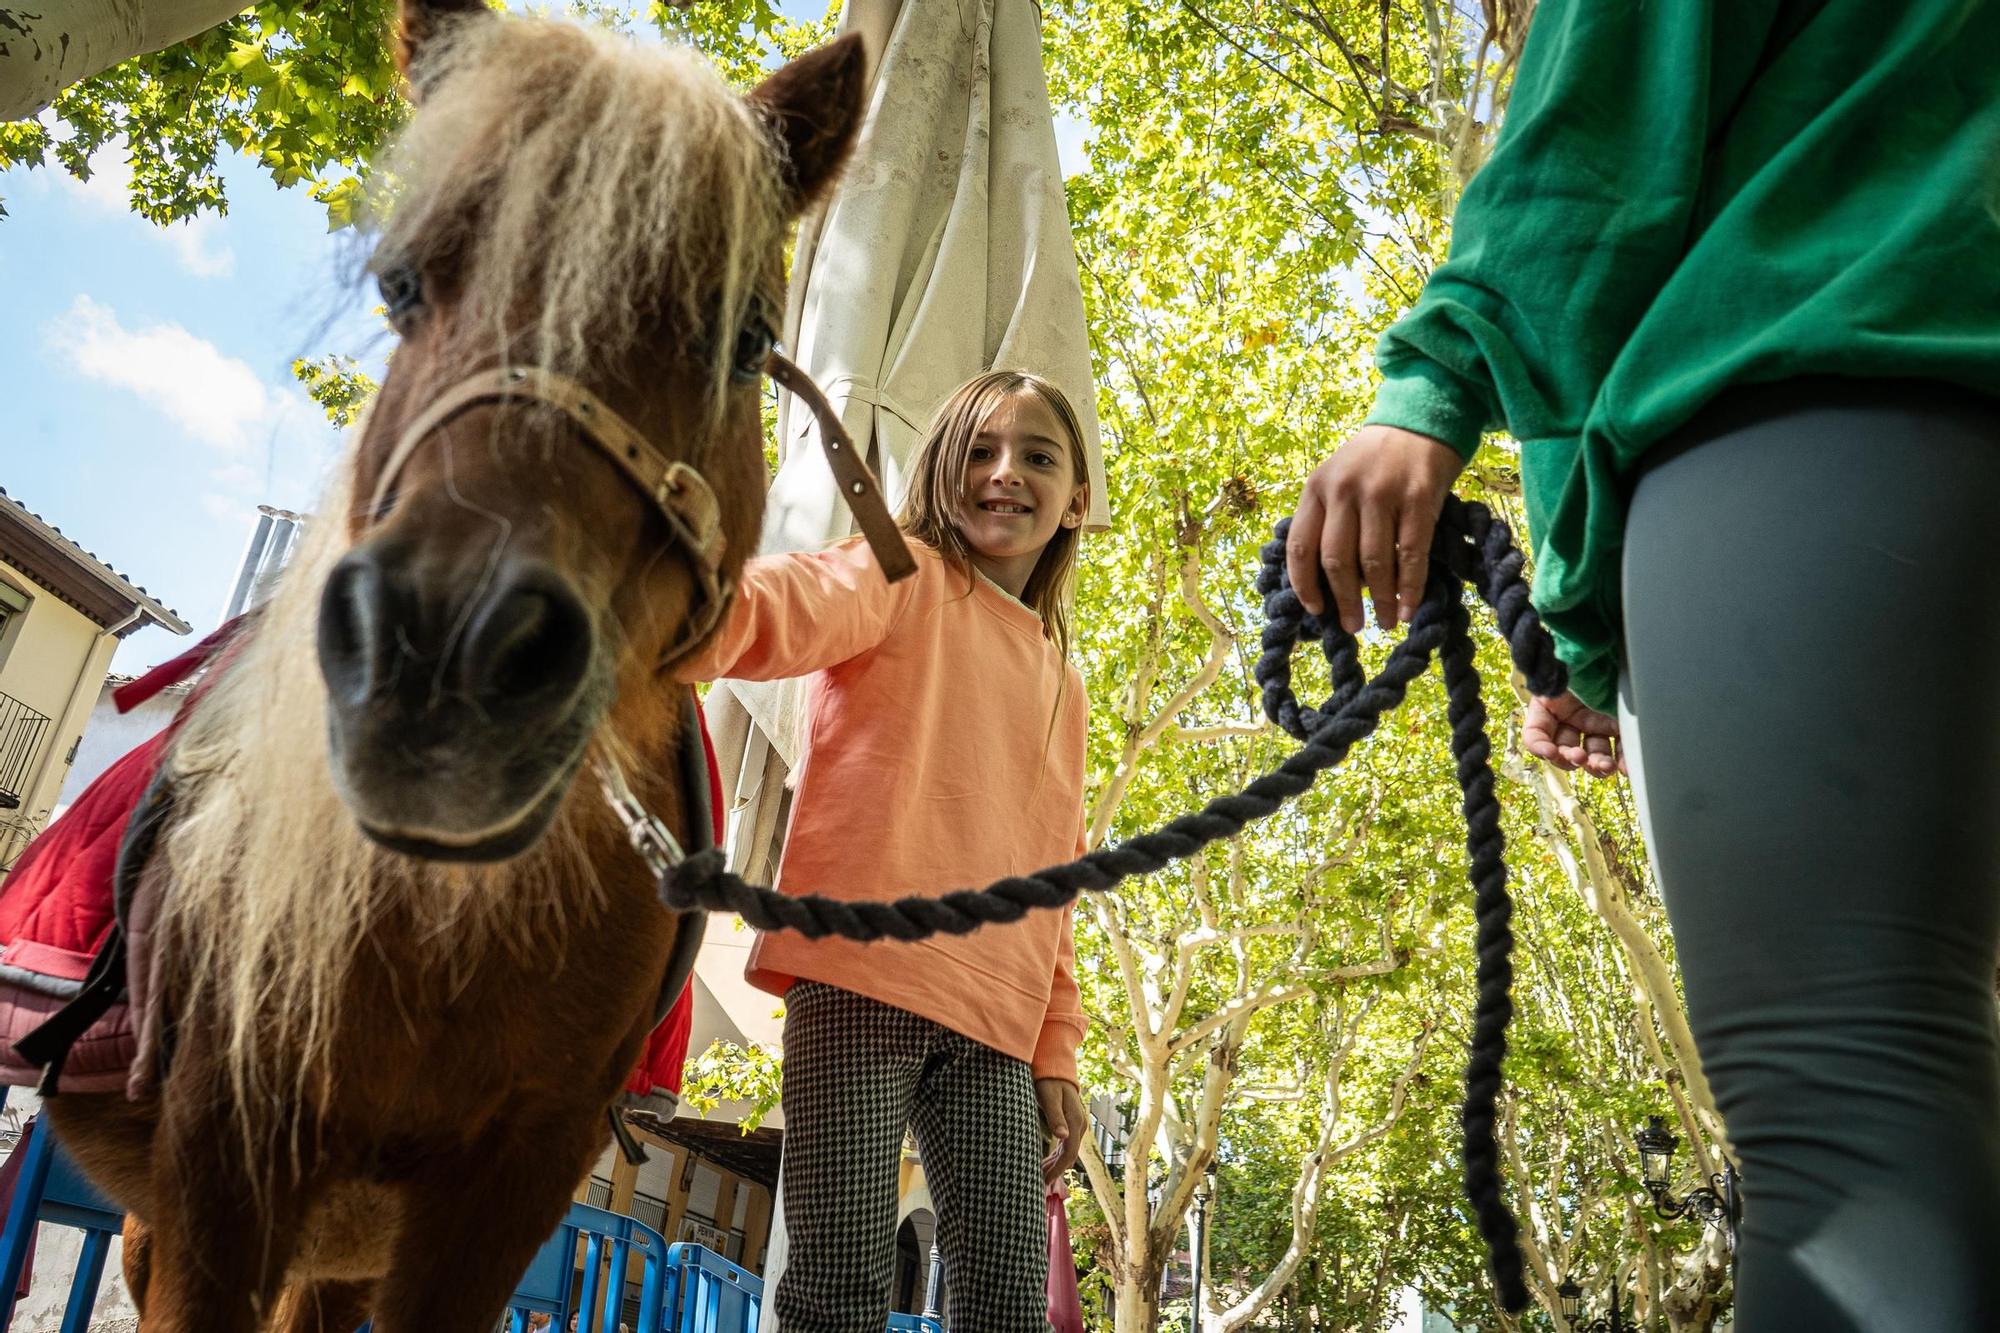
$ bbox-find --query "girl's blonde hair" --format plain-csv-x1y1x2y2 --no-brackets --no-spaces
896,370,1090,656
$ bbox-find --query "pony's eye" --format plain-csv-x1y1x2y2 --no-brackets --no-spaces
376,265,425,329
731,318,775,384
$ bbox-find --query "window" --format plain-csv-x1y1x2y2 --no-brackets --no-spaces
585,1175,612,1209
0,579,28,670
630,1191,668,1235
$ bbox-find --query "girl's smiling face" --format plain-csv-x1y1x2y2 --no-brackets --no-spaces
955,390,1087,595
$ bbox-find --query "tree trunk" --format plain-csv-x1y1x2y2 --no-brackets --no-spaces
1116,1255,1168,1333
1,0,252,120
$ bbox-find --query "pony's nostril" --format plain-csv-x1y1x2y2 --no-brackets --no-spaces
317,556,392,705
461,578,592,710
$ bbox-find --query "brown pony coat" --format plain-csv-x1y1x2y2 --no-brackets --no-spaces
44,7,864,1331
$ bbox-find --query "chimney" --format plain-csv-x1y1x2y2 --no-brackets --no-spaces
221,505,307,622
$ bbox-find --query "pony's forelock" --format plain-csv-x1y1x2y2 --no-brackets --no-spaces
369,17,787,418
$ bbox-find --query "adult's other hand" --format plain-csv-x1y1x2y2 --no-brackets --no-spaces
1287,425,1465,633
1522,692,1625,777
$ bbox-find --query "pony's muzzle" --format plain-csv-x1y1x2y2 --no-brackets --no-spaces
318,548,592,719
316,544,602,857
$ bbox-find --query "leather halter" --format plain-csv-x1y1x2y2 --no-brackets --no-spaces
363,353,915,668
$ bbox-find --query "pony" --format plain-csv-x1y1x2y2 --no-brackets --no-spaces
40,4,865,1329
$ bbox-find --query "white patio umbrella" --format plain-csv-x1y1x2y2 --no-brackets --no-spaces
706,0,1107,885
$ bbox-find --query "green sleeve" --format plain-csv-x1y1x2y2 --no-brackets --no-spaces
1365,0,1786,459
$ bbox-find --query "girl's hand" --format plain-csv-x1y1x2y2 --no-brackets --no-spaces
1522,692,1625,777
1036,1077,1088,1185
1287,425,1466,634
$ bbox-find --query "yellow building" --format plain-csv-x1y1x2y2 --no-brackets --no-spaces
0,486,189,872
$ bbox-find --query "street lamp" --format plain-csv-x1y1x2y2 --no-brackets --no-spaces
921,1237,944,1322
1633,1115,1740,1247
1557,1277,1634,1332
1189,1160,1218,1333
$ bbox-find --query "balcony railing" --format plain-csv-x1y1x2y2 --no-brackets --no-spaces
0,690,53,813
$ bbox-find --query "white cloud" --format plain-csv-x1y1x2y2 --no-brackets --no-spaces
45,296,345,520
209,462,262,492
49,138,235,278
47,295,276,453
202,492,249,524
51,142,133,216
165,216,236,278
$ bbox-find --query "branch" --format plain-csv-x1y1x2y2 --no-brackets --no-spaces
1165,917,1308,1040
1178,0,1343,115
1087,547,1172,848
1077,1136,1129,1271
1214,1025,1432,1330
1088,896,1164,1059
1169,982,1311,1059
1285,3,1427,112
1508,726,1729,1151
0,0,253,121
1503,1096,1567,1328
1143,542,1239,750
1171,721,1271,744
1170,906,1410,1058
1075,254,1165,435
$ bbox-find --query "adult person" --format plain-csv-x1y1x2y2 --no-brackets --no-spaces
1285,2,2000,1329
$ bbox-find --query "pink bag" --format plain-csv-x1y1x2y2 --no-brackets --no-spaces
1046,1180,1084,1333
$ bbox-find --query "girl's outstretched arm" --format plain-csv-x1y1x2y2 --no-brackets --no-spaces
674,537,917,683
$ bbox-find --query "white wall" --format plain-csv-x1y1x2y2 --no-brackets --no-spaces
53,684,180,817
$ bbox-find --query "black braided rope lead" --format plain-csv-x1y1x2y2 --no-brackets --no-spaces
661,496,1566,1312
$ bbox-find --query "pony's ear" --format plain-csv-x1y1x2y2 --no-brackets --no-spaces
396,0,493,97
748,33,867,212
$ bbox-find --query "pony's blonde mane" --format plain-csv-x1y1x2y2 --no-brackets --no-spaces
158,465,607,1140
370,14,787,415
158,14,783,1144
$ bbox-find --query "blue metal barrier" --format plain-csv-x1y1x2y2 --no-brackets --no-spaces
0,1116,125,1333
658,1243,937,1333
663,1243,761,1333
514,1203,670,1333
0,1114,933,1333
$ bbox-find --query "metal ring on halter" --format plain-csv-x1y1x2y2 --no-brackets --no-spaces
597,754,687,880
362,364,732,668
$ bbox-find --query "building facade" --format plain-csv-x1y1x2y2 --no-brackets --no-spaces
0,488,188,875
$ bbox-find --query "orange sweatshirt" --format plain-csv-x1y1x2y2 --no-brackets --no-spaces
679,538,1089,1084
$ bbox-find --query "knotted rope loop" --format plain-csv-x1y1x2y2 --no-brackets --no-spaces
659,494,1561,1312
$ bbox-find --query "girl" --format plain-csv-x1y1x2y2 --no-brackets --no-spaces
679,369,1094,1333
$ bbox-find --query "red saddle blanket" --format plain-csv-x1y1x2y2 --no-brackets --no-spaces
0,624,712,1105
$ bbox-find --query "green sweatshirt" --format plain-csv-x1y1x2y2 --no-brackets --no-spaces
1365,0,2000,709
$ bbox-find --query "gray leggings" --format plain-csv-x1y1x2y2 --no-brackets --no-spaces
1619,380,2000,1331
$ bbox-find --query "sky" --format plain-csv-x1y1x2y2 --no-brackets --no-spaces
0,6,1090,678
1,138,386,675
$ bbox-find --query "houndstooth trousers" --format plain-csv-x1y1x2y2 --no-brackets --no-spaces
775,980,1050,1332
